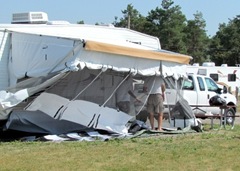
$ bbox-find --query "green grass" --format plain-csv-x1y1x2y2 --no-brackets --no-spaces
1,100,240,171
1,127,240,171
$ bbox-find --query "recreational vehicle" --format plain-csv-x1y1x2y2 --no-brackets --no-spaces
0,12,196,136
187,63,240,96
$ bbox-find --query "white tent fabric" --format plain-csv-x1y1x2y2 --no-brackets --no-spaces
9,33,77,82
77,48,188,78
0,89,29,120
60,100,132,134
0,72,67,119
0,89,28,111
9,32,189,82
26,92,132,134
26,93,69,118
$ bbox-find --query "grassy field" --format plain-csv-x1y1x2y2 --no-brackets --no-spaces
0,101,239,171
1,125,240,171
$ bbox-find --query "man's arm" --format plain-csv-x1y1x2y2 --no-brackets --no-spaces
161,83,166,101
128,90,141,102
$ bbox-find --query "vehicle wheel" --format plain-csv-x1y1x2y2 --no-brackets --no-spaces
223,108,235,125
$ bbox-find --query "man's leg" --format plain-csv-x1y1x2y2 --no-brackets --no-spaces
157,112,163,131
149,112,155,130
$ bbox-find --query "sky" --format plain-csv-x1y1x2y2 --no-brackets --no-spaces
0,0,240,37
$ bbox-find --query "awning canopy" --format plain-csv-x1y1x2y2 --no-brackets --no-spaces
84,40,191,64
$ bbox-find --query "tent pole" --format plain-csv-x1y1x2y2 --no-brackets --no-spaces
159,61,172,123
159,61,162,76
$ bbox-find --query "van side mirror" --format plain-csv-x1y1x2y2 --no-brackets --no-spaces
216,88,223,94
223,86,228,94
222,88,228,94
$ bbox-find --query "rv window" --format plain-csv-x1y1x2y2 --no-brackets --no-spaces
228,74,236,82
197,77,205,91
197,69,207,76
209,74,219,82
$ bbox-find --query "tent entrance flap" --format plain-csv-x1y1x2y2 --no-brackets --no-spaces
84,40,191,64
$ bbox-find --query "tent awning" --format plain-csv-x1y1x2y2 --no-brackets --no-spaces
84,40,191,65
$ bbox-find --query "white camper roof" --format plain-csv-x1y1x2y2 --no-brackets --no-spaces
0,23,192,85
0,23,161,49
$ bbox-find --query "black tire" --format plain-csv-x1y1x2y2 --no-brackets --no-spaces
223,108,235,125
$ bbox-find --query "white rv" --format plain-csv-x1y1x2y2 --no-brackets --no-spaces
0,12,195,134
187,62,240,95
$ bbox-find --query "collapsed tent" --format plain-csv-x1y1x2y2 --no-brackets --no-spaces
0,24,196,137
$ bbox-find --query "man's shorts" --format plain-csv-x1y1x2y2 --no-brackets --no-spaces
146,94,164,114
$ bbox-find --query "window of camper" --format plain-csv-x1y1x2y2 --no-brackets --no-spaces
197,77,205,91
197,69,207,76
209,73,219,82
228,74,236,82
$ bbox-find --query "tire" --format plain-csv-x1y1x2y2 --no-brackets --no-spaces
223,108,235,125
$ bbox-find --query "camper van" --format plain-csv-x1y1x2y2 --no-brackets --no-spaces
187,63,240,96
0,12,195,135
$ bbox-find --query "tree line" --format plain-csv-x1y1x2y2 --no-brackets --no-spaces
78,0,240,66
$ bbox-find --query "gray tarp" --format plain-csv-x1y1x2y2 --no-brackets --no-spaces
170,98,195,119
4,110,92,134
